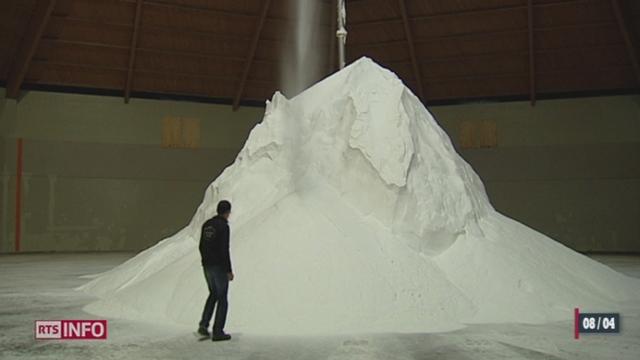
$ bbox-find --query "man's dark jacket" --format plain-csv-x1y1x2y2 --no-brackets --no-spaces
199,215,232,272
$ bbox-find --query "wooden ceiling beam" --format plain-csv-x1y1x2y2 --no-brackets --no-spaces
611,0,640,86
398,0,425,101
527,0,536,106
349,21,616,49
124,0,144,103
6,0,56,99
30,59,274,87
119,0,330,26
416,65,634,83
232,0,271,111
349,0,598,27
351,7,519,28
121,0,256,20
39,38,283,66
49,11,611,53
37,38,624,85
368,44,626,66
48,15,329,49
35,40,625,85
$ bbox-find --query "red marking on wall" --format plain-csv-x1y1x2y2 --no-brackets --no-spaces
15,138,23,252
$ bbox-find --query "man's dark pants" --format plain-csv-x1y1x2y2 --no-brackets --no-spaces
199,265,229,334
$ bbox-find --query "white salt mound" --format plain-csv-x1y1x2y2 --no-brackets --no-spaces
79,57,640,334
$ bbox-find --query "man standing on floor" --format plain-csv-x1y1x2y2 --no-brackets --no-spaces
197,200,234,341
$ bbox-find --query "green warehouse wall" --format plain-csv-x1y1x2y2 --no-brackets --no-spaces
0,88,638,253
430,95,640,253
0,88,264,252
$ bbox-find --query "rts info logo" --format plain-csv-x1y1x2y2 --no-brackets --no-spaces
35,320,108,340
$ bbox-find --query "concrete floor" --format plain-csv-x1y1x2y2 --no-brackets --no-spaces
1,253,639,360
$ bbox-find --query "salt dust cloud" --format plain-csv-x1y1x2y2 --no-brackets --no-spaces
279,0,326,98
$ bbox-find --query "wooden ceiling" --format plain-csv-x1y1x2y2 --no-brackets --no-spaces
1,0,639,107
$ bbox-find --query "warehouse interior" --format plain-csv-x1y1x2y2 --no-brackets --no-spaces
1,0,639,359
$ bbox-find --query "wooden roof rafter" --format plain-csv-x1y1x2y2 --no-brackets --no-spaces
119,0,331,27
6,0,57,99
527,0,536,106
232,0,272,111
610,0,640,86
349,0,603,28
398,0,425,101
124,0,144,103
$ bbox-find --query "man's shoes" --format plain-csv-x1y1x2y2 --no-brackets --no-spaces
197,327,210,337
211,332,232,341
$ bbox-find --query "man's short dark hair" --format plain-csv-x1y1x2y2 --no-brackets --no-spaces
217,200,231,215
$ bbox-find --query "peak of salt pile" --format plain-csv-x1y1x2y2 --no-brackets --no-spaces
80,57,640,334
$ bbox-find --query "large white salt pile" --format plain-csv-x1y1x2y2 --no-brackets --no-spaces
79,57,640,334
